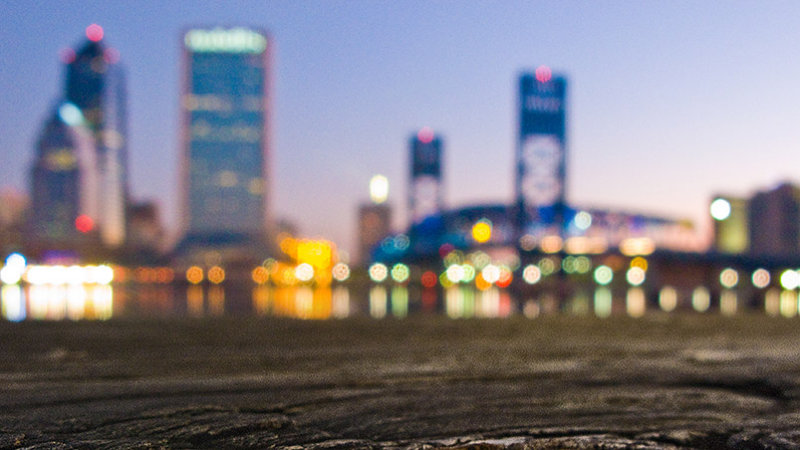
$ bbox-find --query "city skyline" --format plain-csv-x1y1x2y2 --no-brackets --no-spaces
3,2,800,256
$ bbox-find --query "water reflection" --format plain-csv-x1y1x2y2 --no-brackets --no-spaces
3,280,800,321
16,284,112,320
594,287,612,318
1,285,25,322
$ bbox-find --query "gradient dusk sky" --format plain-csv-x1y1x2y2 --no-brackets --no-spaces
2,1,800,257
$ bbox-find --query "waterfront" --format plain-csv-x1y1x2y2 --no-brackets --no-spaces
1,314,800,448
4,278,800,321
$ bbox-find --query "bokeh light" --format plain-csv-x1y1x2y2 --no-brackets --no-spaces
780,269,799,290
446,264,465,283
630,257,648,271
186,266,204,285
594,265,613,285
461,264,476,283
417,126,434,144
710,198,732,221
481,264,500,284
207,266,225,284
391,263,409,283
719,268,738,289
471,219,492,243
626,267,646,286
369,263,388,283
496,266,512,288
86,24,104,42
295,263,314,282
421,270,438,288
332,262,350,282
535,65,552,83
751,268,770,289
522,264,541,284
369,174,389,204
251,266,269,284
574,211,592,230
538,258,557,276
75,215,94,233
519,234,537,251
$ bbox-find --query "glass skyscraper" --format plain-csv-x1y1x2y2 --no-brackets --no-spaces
180,27,270,250
64,26,129,248
515,66,567,239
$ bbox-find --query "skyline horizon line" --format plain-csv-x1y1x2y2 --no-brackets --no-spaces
6,14,800,254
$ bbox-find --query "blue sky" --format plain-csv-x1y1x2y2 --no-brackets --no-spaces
2,1,800,256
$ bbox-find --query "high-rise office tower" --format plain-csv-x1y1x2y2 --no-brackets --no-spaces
748,183,800,258
409,127,443,225
515,66,567,240
30,103,100,245
64,24,128,248
710,196,749,254
180,27,270,250
357,175,392,265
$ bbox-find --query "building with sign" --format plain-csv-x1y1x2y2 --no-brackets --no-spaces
64,24,129,248
409,127,444,225
515,66,567,241
178,27,271,261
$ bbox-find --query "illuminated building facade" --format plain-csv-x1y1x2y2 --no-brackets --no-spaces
180,27,270,251
710,196,749,254
30,103,99,245
64,25,129,248
515,67,567,240
409,128,443,225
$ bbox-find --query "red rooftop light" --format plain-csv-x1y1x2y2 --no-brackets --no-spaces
417,127,434,144
86,24,104,42
535,65,552,83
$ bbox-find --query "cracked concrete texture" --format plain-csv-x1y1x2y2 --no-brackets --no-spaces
1,314,799,448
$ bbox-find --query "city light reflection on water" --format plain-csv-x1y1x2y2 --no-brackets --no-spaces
5,257,800,321
3,281,800,321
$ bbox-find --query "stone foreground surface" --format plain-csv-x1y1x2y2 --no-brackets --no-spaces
1,315,800,448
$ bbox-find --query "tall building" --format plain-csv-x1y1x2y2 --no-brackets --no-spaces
63,24,128,248
30,103,99,246
748,183,800,258
710,196,749,254
357,204,391,265
357,175,392,265
515,66,567,241
409,127,443,225
179,27,271,258
0,188,28,254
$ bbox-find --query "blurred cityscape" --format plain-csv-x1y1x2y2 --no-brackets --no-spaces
3,25,800,321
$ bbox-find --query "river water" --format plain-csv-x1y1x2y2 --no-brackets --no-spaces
2,281,798,321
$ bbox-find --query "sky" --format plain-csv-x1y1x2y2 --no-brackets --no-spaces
2,1,800,257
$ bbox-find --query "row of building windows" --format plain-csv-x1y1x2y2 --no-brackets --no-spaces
190,121,261,143
183,94,262,113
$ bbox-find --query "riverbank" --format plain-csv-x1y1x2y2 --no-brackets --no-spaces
1,314,799,448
